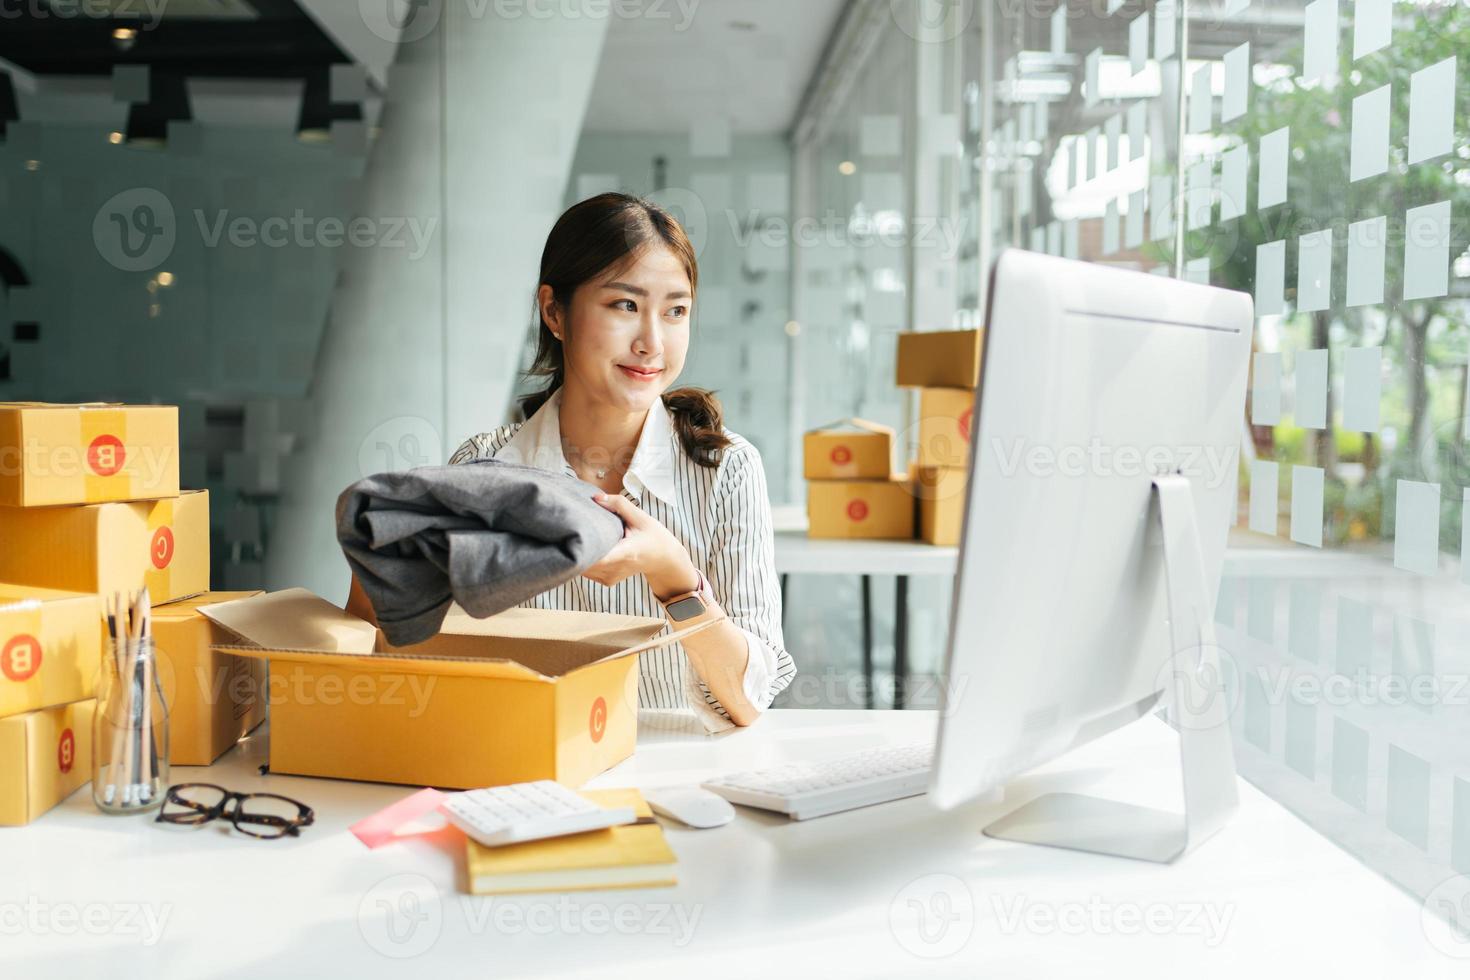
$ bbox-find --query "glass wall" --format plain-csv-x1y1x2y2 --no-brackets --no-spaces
794,0,1470,918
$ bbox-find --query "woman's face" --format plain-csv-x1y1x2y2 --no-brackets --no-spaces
551,244,692,414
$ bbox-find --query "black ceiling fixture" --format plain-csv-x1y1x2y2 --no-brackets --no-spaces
295,67,362,143
123,69,192,146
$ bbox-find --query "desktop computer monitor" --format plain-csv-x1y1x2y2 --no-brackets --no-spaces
930,249,1253,863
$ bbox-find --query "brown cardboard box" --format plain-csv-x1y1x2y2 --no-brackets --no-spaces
912,465,967,546
803,419,893,480
0,402,179,507
916,388,975,469
807,476,915,540
896,329,984,389
152,591,266,765
0,698,95,826
0,489,209,603
199,589,704,790
0,584,103,720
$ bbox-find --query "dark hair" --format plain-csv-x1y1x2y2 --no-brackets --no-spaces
519,192,731,468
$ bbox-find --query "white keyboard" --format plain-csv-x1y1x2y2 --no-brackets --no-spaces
701,743,934,820
441,780,635,847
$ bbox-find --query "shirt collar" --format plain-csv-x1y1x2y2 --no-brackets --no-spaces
498,387,678,505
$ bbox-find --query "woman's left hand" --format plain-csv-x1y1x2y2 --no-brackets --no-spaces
583,492,700,600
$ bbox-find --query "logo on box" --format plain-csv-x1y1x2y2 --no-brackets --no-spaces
589,696,608,743
57,728,75,774
959,408,973,442
87,434,127,477
1,634,41,682
830,445,853,465
151,526,175,570
847,499,870,522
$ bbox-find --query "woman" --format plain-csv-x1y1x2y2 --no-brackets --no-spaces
349,193,795,730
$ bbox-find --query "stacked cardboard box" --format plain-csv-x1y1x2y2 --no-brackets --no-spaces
0,403,257,824
896,330,983,546
803,419,914,540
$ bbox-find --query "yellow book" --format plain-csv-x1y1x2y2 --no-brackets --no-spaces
464,789,677,895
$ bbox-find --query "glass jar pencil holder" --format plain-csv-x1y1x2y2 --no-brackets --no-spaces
93,635,170,814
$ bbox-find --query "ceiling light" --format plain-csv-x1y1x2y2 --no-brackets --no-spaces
838,161,857,176
108,131,124,144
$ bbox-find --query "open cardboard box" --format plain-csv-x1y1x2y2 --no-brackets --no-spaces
199,589,721,790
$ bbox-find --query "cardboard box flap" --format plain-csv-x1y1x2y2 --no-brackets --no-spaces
806,417,893,437
0,401,126,410
199,588,379,655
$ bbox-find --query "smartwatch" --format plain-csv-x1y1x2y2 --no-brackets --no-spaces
660,570,714,623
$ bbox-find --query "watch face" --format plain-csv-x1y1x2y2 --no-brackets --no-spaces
666,595,706,622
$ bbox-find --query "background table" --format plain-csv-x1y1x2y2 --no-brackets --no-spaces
4,709,1460,978
773,532,958,708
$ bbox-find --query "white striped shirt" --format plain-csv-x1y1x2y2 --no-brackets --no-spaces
448,387,796,732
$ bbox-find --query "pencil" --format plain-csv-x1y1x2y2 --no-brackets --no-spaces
103,594,128,806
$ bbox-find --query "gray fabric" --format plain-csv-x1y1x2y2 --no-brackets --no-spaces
336,459,625,647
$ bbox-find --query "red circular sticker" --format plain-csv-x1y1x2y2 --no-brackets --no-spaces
151,526,175,570
846,499,870,522
1,634,42,682
830,444,853,465
589,696,607,743
86,434,126,477
958,408,973,443
57,728,75,774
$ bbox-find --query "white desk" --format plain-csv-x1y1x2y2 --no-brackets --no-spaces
773,533,958,709
4,710,1458,978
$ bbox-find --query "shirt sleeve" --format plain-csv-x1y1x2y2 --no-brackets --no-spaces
688,441,797,729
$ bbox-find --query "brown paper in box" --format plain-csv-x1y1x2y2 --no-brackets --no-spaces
803,419,893,480
0,583,104,721
0,402,179,507
152,591,266,766
896,330,984,389
0,698,95,826
0,489,209,603
199,589,727,790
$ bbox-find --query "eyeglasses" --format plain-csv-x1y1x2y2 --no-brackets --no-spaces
155,783,315,839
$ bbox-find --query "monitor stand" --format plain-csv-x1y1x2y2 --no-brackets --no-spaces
981,474,1239,864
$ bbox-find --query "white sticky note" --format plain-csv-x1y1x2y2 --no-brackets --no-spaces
1126,189,1146,248
1187,159,1213,231
1355,0,1391,59
1103,199,1120,255
1297,229,1333,312
1150,174,1174,241
1155,0,1176,61
1343,346,1382,432
1303,0,1340,83
1408,56,1456,165
1223,43,1250,122
1063,219,1080,260
1255,240,1286,316
1105,113,1121,172
1291,465,1325,548
1185,257,1210,284
1394,480,1441,575
1221,145,1248,221
1295,348,1329,428
1259,127,1290,208
1253,351,1282,425
1346,215,1387,307
1129,13,1149,75
1250,460,1280,535
1350,84,1391,181
1051,6,1066,58
1127,101,1146,161
1189,63,1213,133
1086,48,1102,106
1404,200,1452,300
1462,488,1469,586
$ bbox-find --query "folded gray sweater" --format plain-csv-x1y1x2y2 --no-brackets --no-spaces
336,459,625,646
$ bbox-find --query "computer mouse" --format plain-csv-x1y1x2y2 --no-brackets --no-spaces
644,787,736,829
